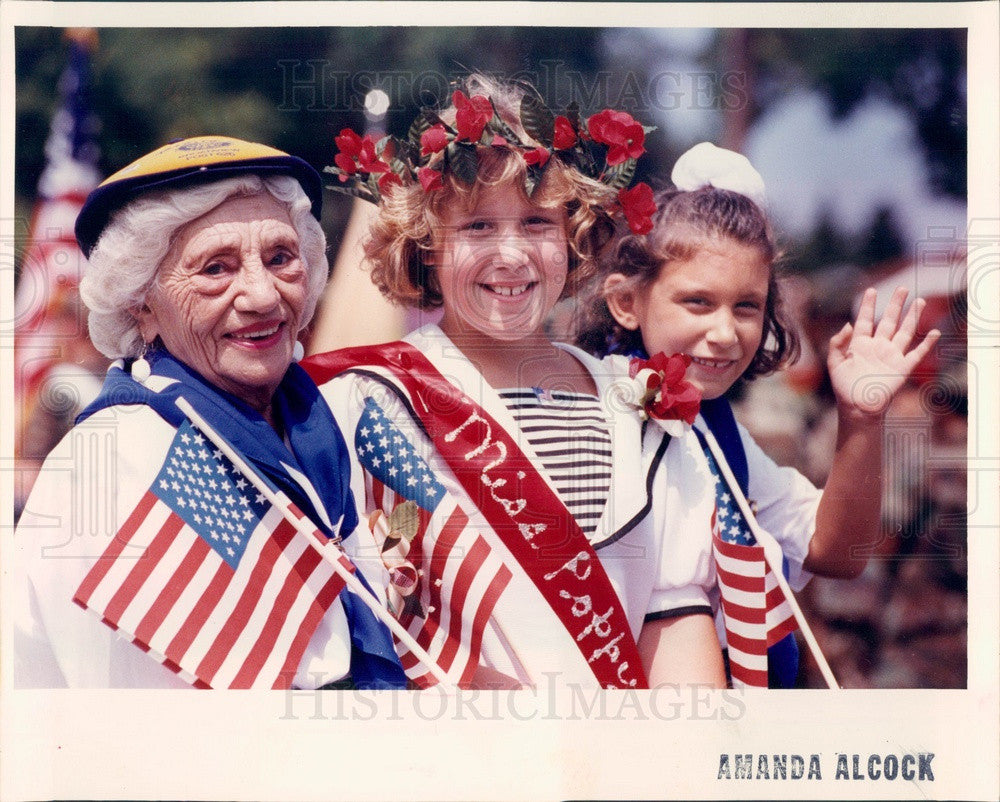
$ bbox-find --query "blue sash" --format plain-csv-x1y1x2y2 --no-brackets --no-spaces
699,396,800,689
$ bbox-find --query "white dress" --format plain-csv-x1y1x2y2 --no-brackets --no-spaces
317,324,720,688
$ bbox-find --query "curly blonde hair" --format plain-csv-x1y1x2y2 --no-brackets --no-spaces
365,75,618,309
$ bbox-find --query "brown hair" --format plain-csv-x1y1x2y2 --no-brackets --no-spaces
576,186,799,380
364,75,617,309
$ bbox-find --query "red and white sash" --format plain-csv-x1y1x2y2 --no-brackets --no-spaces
306,343,649,689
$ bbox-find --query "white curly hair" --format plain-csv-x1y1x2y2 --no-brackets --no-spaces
79,174,328,358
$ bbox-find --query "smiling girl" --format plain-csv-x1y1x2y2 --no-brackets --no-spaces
578,142,940,685
305,77,726,689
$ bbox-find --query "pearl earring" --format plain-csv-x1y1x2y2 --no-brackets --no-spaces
293,341,305,362
131,343,152,383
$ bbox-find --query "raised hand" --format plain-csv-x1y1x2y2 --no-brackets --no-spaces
827,286,941,416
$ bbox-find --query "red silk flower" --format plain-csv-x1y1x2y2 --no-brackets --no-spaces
418,167,443,192
588,109,646,165
357,138,390,174
335,128,390,175
335,128,364,157
453,91,494,142
627,352,701,435
420,124,449,156
523,146,550,167
378,172,403,194
618,183,657,234
553,116,577,150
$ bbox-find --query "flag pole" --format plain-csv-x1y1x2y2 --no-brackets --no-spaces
700,426,840,689
174,397,454,688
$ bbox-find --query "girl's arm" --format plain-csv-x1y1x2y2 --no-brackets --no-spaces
639,614,727,689
804,286,940,578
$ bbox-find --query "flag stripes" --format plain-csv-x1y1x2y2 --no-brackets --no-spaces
355,396,513,687
74,420,347,688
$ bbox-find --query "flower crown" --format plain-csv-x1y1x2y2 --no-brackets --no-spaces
324,81,659,233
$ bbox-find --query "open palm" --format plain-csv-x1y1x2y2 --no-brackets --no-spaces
827,286,941,416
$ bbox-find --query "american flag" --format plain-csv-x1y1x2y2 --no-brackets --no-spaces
705,450,798,689
355,396,512,688
73,419,350,689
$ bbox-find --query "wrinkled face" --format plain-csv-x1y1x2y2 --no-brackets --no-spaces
137,193,308,411
619,238,770,400
430,181,570,344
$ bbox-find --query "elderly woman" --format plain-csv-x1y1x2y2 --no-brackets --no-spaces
13,136,406,689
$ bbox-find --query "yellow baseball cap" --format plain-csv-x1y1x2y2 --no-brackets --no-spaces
75,135,323,257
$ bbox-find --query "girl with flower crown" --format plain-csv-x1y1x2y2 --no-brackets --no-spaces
577,142,941,687
304,76,728,690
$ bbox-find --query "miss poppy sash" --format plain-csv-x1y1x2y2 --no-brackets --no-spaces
305,344,649,689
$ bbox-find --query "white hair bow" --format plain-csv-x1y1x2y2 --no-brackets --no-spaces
670,142,767,207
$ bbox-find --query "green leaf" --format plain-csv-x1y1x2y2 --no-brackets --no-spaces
447,141,479,185
325,181,379,204
375,134,397,159
602,158,637,191
564,101,581,130
487,100,521,145
520,92,555,147
524,164,545,197
407,108,439,147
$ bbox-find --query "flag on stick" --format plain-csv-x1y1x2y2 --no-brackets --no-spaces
174,396,455,687
700,427,839,689
355,396,513,688
73,419,351,689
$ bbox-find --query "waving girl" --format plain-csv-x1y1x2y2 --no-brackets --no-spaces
578,142,940,687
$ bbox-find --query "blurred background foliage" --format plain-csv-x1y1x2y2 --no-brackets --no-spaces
15,26,966,269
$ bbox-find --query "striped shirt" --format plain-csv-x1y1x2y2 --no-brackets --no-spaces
497,388,612,540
